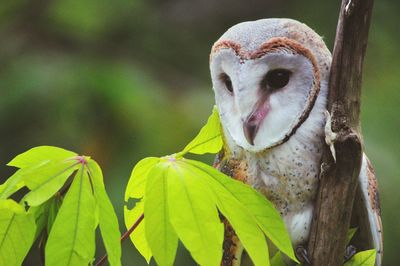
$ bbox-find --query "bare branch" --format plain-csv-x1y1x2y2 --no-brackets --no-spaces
307,0,374,265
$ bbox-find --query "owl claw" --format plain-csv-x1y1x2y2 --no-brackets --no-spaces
295,245,311,265
324,111,337,162
344,245,357,263
294,244,356,265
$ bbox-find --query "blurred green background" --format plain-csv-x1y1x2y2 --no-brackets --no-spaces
0,0,398,265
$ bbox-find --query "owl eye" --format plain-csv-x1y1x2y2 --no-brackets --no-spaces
219,73,233,94
263,69,292,90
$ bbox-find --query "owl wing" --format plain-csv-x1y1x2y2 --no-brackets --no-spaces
351,154,383,265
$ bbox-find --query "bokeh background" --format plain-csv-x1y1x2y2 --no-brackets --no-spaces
0,0,398,265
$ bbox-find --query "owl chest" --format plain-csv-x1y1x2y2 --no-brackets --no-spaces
246,139,323,215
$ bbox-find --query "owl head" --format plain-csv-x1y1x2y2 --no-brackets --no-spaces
210,19,332,153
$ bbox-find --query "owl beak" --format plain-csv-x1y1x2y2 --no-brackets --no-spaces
243,119,258,145
243,101,269,145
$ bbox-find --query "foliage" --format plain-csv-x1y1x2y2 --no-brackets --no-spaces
125,107,297,266
0,200,36,266
0,146,121,266
347,228,358,245
270,252,285,266
180,106,223,155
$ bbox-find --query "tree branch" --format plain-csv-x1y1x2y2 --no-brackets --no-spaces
307,0,374,265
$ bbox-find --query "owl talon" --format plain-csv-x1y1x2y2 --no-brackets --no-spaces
344,245,357,263
295,245,311,265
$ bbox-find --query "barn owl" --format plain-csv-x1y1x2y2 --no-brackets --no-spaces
210,19,383,265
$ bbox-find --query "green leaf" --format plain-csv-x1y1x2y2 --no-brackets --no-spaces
346,227,358,245
1,146,79,201
179,160,269,266
270,252,285,266
7,146,77,168
22,160,79,206
45,166,96,266
124,200,152,263
0,199,36,266
187,159,296,262
347,227,358,245
344,249,376,266
144,162,178,266
0,170,25,199
125,157,159,201
218,199,269,266
28,199,51,239
47,196,62,233
27,196,62,242
181,106,223,155
168,161,223,266
87,160,121,266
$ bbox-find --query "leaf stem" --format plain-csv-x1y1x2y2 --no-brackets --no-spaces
174,151,185,159
95,213,144,266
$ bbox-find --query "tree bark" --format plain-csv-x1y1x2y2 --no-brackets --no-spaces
307,0,374,265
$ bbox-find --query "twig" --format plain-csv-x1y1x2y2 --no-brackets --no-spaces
95,213,144,266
